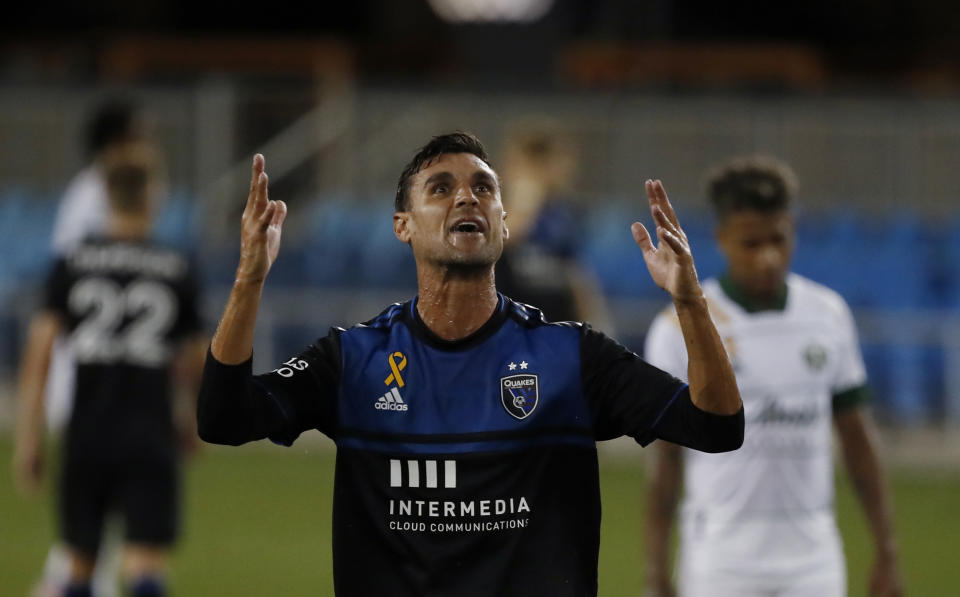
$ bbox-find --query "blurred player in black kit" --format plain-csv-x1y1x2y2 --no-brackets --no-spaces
495,124,615,333
14,141,207,597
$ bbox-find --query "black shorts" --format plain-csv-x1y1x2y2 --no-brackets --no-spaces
59,448,180,557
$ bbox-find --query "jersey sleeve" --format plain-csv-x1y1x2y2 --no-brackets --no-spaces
580,324,688,443
831,297,870,412
643,307,688,382
197,328,341,447
42,257,71,316
581,319,744,453
172,259,204,339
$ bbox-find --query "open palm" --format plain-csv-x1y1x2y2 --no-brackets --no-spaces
631,179,702,304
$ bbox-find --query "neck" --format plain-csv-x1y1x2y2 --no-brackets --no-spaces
719,272,788,313
415,264,498,341
108,212,151,241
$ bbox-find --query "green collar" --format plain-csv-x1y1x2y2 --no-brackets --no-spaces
718,272,788,313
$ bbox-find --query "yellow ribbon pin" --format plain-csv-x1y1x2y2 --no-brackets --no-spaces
384,352,407,388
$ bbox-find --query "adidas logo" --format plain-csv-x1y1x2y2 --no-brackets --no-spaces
375,387,408,412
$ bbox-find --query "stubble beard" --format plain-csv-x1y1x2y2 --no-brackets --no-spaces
420,239,503,275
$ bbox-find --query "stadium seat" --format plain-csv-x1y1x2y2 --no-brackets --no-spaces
353,206,418,290
582,203,659,297
302,200,366,287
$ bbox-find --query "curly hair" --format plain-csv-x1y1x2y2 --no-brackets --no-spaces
705,156,798,218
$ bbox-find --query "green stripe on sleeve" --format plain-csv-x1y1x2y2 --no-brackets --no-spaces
832,385,871,414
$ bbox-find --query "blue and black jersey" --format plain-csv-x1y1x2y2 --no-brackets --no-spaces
198,294,743,596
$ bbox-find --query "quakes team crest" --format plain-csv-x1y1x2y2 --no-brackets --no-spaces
500,374,539,420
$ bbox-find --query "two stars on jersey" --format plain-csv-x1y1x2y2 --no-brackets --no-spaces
501,359,538,420
376,351,540,420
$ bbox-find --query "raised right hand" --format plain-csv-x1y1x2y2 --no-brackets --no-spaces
236,154,287,285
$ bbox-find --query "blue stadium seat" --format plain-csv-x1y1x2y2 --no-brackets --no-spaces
792,211,865,305
354,206,417,290
939,214,960,310
581,203,659,297
153,191,198,250
302,200,367,287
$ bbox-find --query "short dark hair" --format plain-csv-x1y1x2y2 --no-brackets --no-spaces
706,156,798,219
395,132,493,212
85,99,139,158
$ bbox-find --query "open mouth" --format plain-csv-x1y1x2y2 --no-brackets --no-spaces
450,218,485,234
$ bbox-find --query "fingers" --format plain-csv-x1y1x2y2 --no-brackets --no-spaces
272,200,288,228
258,200,275,230
246,154,264,208
257,199,287,231
246,171,269,223
645,179,683,234
631,222,655,255
245,155,267,216
249,154,264,193
657,225,687,256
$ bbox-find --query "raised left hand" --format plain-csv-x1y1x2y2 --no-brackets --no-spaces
631,179,703,305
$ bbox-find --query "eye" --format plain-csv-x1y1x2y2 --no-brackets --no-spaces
474,183,491,194
432,184,449,194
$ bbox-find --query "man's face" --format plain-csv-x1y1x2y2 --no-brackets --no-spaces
394,152,509,270
716,209,795,299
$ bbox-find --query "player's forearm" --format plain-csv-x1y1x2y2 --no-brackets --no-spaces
675,296,741,415
838,412,899,559
15,315,57,444
211,279,265,365
646,515,675,587
15,377,47,447
197,350,284,446
645,445,682,586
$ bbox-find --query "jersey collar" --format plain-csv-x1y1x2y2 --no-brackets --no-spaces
406,293,508,351
718,272,788,313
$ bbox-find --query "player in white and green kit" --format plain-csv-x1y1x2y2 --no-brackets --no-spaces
644,157,904,597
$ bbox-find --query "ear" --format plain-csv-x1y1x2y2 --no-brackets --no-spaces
501,210,510,241
394,212,411,244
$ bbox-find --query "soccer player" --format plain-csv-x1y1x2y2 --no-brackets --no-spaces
14,141,207,597
37,98,146,597
495,124,615,332
644,156,904,597
197,132,744,596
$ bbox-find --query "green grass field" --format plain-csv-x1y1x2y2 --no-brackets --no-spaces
2,435,958,596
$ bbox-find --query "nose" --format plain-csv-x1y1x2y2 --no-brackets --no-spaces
454,184,479,207
755,245,783,270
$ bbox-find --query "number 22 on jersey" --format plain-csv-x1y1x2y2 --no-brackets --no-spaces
68,276,178,367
